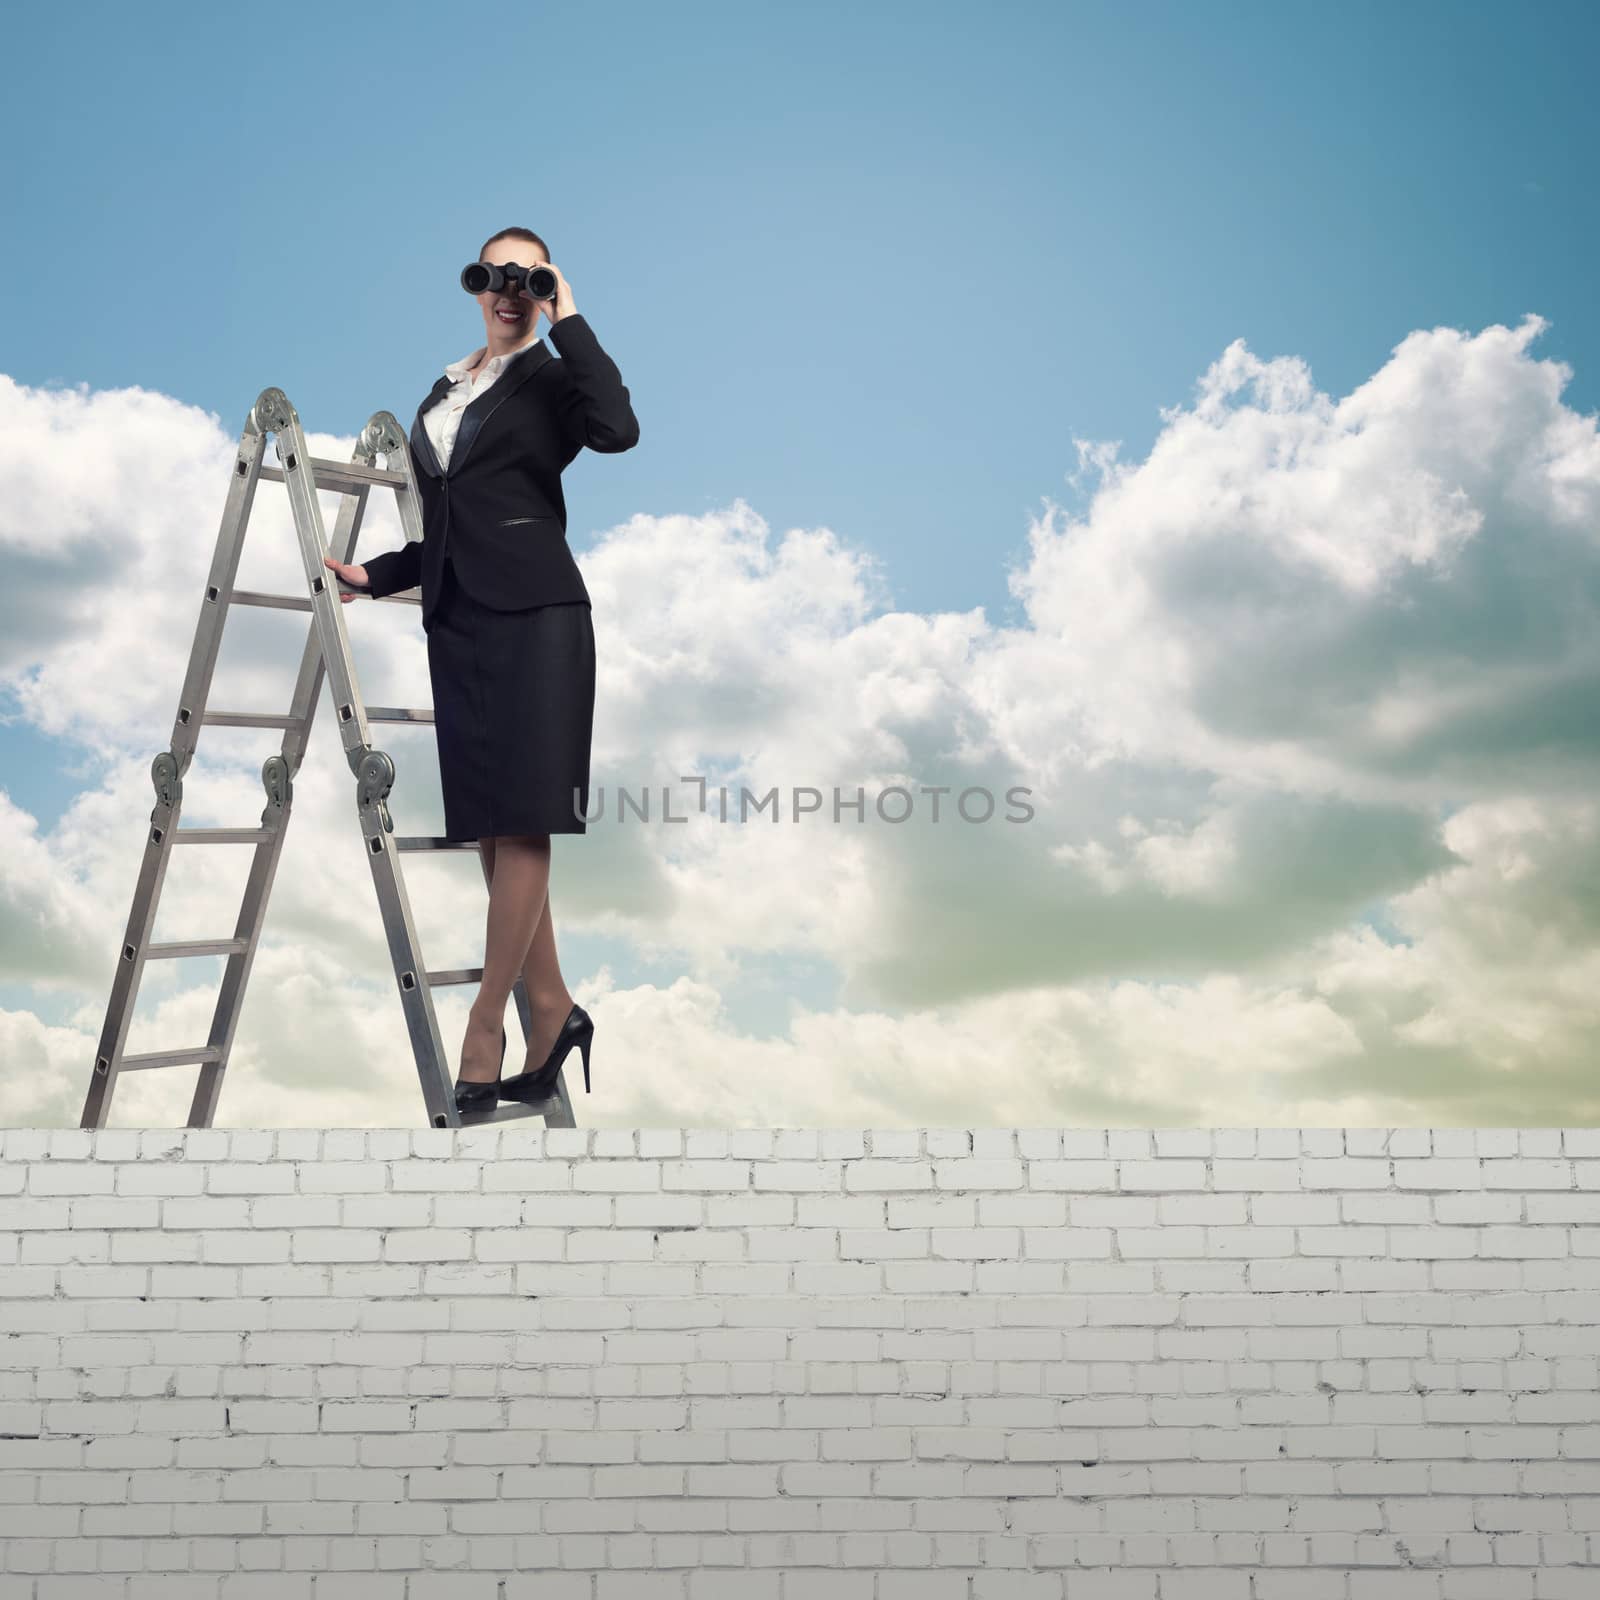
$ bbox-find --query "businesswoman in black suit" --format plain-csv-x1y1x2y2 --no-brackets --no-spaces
324,226,638,1116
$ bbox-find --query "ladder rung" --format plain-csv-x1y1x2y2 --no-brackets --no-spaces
366,706,435,724
202,711,301,729
229,586,420,608
229,588,313,612
459,1098,552,1125
259,459,408,494
395,837,481,852
425,966,485,987
175,828,273,844
116,1046,224,1071
147,939,249,959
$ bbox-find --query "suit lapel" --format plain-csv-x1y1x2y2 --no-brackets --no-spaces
411,337,553,480
409,376,453,479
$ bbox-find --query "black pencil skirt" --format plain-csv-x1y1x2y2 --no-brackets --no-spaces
426,551,596,839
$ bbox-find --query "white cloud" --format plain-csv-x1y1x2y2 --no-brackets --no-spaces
3,313,1599,1127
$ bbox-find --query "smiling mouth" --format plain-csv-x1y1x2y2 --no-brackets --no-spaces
495,306,525,322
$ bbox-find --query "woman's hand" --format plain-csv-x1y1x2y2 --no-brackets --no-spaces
535,261,578,330
323,554,370,601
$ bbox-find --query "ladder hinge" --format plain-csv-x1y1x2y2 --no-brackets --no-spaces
356,748,397,834
261,753,293,817
151,750,182,809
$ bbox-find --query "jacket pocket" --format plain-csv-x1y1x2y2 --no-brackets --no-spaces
497,515,550,526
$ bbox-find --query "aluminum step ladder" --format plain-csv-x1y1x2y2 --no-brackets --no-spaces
80,386,578,1131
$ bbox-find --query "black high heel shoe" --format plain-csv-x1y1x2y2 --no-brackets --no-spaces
453,1025,507,1115
499,1003,594,1103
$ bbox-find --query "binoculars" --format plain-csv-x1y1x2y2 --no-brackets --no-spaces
460,259,557,301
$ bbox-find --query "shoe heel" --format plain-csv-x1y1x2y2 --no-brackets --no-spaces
579,1030,592,1094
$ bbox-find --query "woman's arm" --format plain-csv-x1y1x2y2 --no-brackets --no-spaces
358,539,422,599
547,312,640,455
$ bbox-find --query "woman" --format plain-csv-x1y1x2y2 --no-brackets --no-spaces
324,226,639,1116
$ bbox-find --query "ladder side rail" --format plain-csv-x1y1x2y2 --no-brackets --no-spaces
81,418,271,1128
188,416,380,1127
343,413,463,1126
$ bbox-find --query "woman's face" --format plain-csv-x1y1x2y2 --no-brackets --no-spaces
475,237,546,347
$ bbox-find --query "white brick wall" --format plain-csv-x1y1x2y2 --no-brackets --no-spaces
3,1126,1600,1598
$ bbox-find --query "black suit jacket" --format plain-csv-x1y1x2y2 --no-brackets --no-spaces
360,312,638,629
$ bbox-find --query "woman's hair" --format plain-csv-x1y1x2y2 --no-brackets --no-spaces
480,226,549,261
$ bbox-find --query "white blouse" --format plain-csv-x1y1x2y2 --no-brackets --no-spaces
423,328,543,471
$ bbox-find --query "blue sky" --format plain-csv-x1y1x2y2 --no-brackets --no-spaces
3,0,1599,1127
4,0,1590,826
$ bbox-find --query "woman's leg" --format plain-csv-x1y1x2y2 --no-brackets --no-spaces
480,835,580,1065
459,835,577,1081
457,832,548,1081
